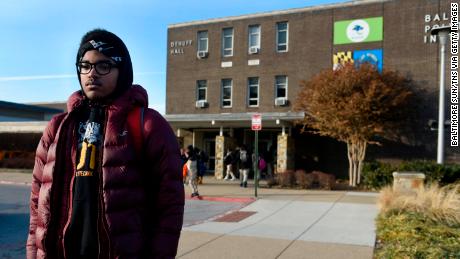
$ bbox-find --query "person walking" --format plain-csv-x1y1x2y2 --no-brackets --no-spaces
186,145,200,197
26,29,184,258
223,148,236,181
238,145,251,188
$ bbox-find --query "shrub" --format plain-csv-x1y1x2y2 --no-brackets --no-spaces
399,160,460,184
276,170,295,187
271,170,336,189
375,184,460,258
378,184,460,226
361,161,396,190
375,212,460,258
362,160,460,190
294,169,310,188
314,171,335,190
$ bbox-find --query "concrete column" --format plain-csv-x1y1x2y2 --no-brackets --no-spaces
192,130,195,147
175,128,183,148
176,128,181,137
276,134,295,173
215,136,225,179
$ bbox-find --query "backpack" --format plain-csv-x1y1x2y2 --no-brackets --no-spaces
224,153,233,165
127,107,144,156
240,150,248,163
258,157,267,171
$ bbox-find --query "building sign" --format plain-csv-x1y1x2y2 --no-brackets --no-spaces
353,49,383,73
169,39,193,55
334,17,383,45
251,114,262,131
333,49,383,72
423,12,451,44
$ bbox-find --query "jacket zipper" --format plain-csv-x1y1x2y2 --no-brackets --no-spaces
97,108,111,259
61,125,78,259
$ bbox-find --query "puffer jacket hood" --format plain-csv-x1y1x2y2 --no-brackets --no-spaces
67,84,148,113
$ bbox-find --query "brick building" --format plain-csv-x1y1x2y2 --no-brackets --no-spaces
165,0,456,178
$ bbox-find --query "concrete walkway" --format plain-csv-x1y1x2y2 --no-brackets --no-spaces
1,170,379,258
181,177,378,259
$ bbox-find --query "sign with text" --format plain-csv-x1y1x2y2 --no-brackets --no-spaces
251,114,262,131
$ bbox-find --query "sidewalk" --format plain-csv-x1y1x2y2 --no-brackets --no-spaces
182,177,378,259
0,171,379,259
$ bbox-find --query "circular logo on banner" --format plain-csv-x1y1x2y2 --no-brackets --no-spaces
358,53,378,65
346,20,370,42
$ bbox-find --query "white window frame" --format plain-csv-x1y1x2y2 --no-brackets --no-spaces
276,22,288,52
197,31,208,52
275,75,288,99
222,27,234,57
248,25,261,51
196,80,207,101
221,79,232,108
248,77,259,107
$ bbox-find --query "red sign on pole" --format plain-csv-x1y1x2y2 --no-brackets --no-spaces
251,114,262,131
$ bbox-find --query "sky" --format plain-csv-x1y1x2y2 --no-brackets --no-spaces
0,0,349,114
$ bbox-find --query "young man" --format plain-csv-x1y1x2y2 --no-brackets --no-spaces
26,29,184,258
238,145,251,188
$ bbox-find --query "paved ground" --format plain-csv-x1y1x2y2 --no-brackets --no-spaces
0,184,30,259
1,170,380,258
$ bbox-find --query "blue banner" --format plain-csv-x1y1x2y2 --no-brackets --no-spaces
353,49,383,73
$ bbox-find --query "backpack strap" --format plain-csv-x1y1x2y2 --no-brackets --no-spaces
127,107,144,157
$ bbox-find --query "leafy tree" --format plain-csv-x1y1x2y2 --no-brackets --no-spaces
295,63,414,186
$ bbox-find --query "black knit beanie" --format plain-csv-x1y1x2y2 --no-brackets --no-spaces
76,28,133,100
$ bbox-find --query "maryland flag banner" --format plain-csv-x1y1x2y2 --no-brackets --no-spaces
333,51,354,70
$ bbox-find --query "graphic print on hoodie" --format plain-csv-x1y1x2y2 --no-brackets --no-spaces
65,106,104,258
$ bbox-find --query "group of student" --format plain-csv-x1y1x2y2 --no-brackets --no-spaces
181,144,275,196
223,144,275,188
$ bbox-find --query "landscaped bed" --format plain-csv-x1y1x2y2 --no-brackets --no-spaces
374,184,460,258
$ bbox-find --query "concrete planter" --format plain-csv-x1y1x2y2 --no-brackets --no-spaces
392,171,425,193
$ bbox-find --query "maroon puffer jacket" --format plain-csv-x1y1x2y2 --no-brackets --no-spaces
27,85,185,258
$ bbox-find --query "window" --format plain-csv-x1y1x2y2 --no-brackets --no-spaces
276,22,288,52
222,28,234,57
248,25,261,52
275,76,288,98
221,79,232,108
197,31,208,52
248,77,259,107
196,80,207,101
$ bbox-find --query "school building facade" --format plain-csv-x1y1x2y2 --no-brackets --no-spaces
165,0,457,178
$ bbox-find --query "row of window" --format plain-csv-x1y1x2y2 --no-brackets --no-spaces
196,76,288,108
197,22,289,58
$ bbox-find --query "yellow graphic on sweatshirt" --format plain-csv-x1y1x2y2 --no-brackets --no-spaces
77,142,96,171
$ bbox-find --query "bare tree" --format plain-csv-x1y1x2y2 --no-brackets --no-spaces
295,63,414,186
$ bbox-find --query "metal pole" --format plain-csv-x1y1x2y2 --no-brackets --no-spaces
192,130,195,148
431,26,451,164
437,32,448,164
254,130,259,198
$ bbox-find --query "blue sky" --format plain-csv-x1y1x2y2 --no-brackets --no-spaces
0,0,348,114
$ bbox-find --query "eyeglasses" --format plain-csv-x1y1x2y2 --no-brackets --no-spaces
76,61,118,75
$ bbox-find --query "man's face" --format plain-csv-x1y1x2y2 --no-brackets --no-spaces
78,50,119,100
